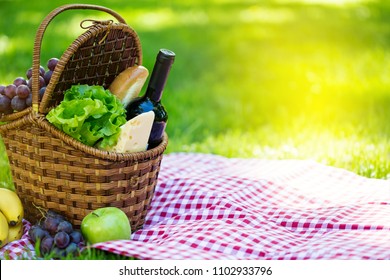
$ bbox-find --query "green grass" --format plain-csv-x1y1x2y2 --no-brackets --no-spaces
1,0,390,259
2,242,135,260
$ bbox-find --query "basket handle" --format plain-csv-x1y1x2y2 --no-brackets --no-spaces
31,4,127,113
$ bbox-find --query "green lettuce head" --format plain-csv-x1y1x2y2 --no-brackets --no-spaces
46,85,127,149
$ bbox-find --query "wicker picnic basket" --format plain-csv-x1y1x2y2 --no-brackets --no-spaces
0,4,168,231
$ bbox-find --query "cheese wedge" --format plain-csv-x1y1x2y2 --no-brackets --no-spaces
111,111,155,153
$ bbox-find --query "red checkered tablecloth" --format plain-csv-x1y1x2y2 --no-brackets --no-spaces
1,153,389,260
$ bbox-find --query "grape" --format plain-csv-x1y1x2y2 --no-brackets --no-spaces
26,66,45,79
27,78,32,89
40,236,54,256
26,93,32,107
43,216,62,235
3,108,13,115
39,65,45,77
42,211,65,234
28,76,46,90
26,68,33,80
57,220,73,234
39,76,46,88
0,108,12,115
47,58,59,71
4,84,16,99
51,247,66,259
16,85,31,99
43,70,53,85
65,242,79,256
46,210,65,220
69,231,83,244
28,225,49,243
11,96,27,111
39,87,46,101
54,231,70,249
28,210,83,258
0,95,11,112
0,85,5,95
13,77,27,87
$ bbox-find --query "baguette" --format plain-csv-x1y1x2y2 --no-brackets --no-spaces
109,65,149,107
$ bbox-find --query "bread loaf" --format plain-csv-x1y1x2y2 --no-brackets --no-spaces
109,65,149,107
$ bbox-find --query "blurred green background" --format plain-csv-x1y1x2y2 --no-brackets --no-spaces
1,0,390,186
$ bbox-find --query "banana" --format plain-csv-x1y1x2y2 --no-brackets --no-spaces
0,188,24,226
8,221,23,243
0,211,9,248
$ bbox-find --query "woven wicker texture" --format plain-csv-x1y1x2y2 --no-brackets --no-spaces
0,4,168,230
40,22,142,113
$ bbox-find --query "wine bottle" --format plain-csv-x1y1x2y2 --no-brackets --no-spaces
125,49,175,148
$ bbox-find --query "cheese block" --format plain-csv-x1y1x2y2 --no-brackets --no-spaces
111,111,155,153
109,65,149,107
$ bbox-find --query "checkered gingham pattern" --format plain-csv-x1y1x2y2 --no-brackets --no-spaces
1,153,389,260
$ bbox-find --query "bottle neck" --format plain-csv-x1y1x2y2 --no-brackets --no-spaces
145,49,175,102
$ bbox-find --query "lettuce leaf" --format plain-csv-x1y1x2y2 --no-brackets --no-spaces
46,85,127,149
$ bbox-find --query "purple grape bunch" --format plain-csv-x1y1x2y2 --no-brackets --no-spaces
0,58,59,116
28,210,84,259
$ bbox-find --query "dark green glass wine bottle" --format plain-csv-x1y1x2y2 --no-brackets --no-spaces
125,49,175,148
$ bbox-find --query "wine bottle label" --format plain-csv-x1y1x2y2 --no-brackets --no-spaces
149,121,166,145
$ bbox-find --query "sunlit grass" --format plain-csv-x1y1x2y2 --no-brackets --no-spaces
277,0,376,5
171,123,390,179
0,138,13,190
239,6,295,23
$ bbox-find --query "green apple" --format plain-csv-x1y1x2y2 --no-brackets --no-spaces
81,207,131,244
